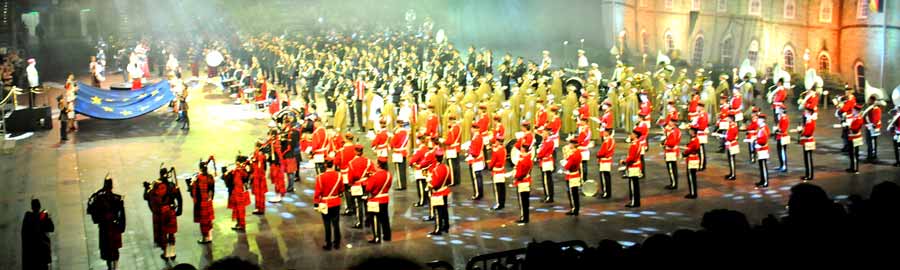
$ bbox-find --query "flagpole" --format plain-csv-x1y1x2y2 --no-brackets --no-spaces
882,0,887,90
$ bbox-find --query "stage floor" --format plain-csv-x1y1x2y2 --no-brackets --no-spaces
1,78,898,270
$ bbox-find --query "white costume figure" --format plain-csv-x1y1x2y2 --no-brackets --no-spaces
369,93,385,129
166,54,180,74
577,50,589,68
26,59,39,88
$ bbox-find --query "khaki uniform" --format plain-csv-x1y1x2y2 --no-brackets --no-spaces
334,99,349,132
562,92,578,134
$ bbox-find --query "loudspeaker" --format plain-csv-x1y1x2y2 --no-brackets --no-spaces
4,107,52,133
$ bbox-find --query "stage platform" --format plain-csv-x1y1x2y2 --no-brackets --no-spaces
0,81,897,270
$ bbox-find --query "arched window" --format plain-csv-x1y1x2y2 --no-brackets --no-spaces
855,62,866,91
665,30,676,54
820,0,834,23
783,46,795,71
858,0,870,19
749,0,762,16
748,40,760,65
818,52,831,73
692,35,705,66
720,37,734,66
641,30,650,54
784,0,796,19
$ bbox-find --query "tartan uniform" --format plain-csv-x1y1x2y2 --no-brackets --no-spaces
88,190,125,261
251,151,268,212
228,168,250,227
270,162,286,195
147,181,179,248
191,174,215,235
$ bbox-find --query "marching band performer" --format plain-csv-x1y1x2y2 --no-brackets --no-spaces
745,108,761,163
429,150,452,235
537,128,556,203
729,89,745,126
691,104,710,170
563,137,582,215
189,159,215,243
391,120,411,190
313,158,343,250
250,142,268,215
621,130,644,208
864,96,883,162
596,130,615,199
365,160,392,243
336,133,357,216
683,128,701,198
663,121,682,189
144,167,183,261
724,114,739,181
467,121,486,200
634,109,651,179
282,123,299,193
513,144,534,224
576,116,592,184
771,78,788,117
225,157,249,232
838,89,857,151
754,114,771,188
311,118,328,174
798,107,817,180
87,176,125,269
716,94,731,153
774,112,791,172
489,139,508,210
846,105,864,174
268,130,287,203
411,133,431,208
444,115,462,186
371,119,391,169
349,145,374,229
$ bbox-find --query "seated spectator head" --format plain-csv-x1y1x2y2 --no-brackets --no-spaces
349,256,423,270
205,257,259,270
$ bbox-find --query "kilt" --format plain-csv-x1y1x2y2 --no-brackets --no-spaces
270,164,286,194
232,207,246,222
193,200,214,224
151,206,177,247
228,190,250,209
283,157,298,173
98,224,122,261
252,172,268,194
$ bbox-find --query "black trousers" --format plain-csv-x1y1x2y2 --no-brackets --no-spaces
353,195,365,226
518,190,530,222
865,129,878,160
727,152,737,177
581,160,589,183
893,140,900,165
415,179,428,206
747,143,756,162
493,182,506,208
433,196,449,232
777,141,788,169
627,177,641,206
321,206,341,247
315,162,325,175
803,150,814,179
598,171,612,198
448,157,460,186
699,144,707,170
368,203,391,241
849,146,860,172
757,159,769,186
841,127,849,150
342,184,355,214
640,155,646,179
470,168,484,199
395,160,407,189
686,168,698,196
567,185,580,213
60,120,68,140
541,170,554,201
351,100,363,129
665,161,678,188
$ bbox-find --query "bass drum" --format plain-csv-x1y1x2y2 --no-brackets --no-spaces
581,179,599,197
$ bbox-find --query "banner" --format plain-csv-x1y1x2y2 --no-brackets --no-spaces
75,80,175,120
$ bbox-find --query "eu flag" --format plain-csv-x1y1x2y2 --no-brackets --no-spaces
74,80,175,120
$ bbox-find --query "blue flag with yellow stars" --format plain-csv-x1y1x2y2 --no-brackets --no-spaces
74,80,175,120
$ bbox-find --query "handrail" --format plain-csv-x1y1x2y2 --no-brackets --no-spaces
464,240,588,270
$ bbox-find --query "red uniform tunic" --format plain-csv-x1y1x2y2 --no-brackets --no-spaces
535,110,548,131
726,121,740,151
658,105,679,127
600,110,614,131
579,103,591,119
314,170,344,208
867,106,883,133
426,114,440,139
683,136,701,166
490,146,507,179
639,101,652,119
493,123,506,144
477,114,491,143
430,163,452,197
688,95,700,120
547,117,562,147
564,148,582,182
366,169,392,204
596,137,615,171
336,145,356,184
411,145,429,179
849,115,864,143
515,131,535,150
311,126,328,158
799,119,816,147
577,123,592,160
729,96,743,116
625,140,643,171
513,152,534,186
468,134,485,170
756,125,771,156
349,156,375,187
664,127,682,161
391,129,410,159
776,115,790,142
148,181,179,243
537,136,555,171
839,96,857,117
444,124,461,158
191,174,215,233
371,129,390,163
772,87,787,110
804,93,819,113
634,121,650,153
746,119,759,142
228,168,250,224
691,112,709,143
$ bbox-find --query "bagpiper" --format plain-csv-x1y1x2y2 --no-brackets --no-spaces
189,158,215,243
143,167,183,261
87,176,126,269
224,156,249,232
250,142,268,215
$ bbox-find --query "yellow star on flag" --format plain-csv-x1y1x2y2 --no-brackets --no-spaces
102,106,114,112
137,93,148,99
151,89,160,96
122,98,130,102
139,105,150,111
91,96,102,105
120,110,133,116
155,96,163,102
105,98,114,102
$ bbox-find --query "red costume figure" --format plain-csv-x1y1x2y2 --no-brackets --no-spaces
426,110,440,139
190,160,216,244
688,93,701,121
663,122,682,189
251,146,268,214
489,141,507,210
657,101,679,128
429,153,452,235
745,112,760,162
683,130,701,198
599,101,614,132
335,135,356,215
535,105,548,132
226,162,250,231
563,139,583,215
729,91,744,122
847,107,865,173
372,121,391,166
754,115,771,188
725,117,740,180
622,131,643,208
595,131,615,198
269,138,287,202
477,107,492,144
775,113,791,172
547,106,562,147
492,116,505,144
576,119,592,183
311,123,328,173
348,145,373,228
691,105,710,170
513,147,534,224
468,124,486,200
444,117,462,186
864,97,883,162
365,163,393,243
144,168,183,261
537,130,556,203
87,177,125,269
391,122,411,190
799,113,817,180
771,83,787,115
314,160,344,250
411,141,431,207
